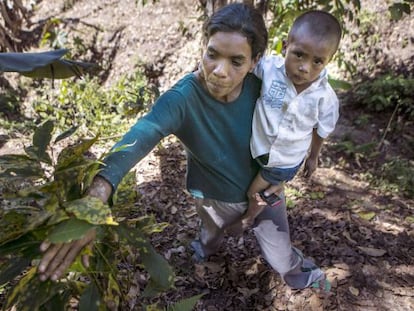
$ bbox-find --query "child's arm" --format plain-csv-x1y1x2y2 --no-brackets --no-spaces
304,128,324,178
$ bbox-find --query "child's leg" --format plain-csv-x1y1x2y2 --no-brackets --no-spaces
242,173,271,229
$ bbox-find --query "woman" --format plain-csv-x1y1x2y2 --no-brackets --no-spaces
38,3,328,291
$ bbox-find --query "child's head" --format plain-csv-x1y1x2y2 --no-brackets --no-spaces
284,10,342,93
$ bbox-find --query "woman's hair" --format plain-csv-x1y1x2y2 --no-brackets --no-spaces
203,3,268,59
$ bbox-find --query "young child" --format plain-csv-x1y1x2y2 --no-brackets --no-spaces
242,10,342,229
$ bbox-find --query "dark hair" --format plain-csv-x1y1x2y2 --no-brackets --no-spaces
289,10,342,52
203,3,268,59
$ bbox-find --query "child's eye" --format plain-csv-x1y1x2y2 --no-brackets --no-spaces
294,51,303,58
314,59,323,65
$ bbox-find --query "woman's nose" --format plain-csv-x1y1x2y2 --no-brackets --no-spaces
213,61,229,77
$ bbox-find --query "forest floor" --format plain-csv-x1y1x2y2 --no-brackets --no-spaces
1,0,413,310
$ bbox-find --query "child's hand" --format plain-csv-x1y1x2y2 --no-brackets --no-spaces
303,156,318,178
262,183,284,198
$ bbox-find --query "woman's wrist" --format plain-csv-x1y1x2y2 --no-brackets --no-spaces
87,176,112,203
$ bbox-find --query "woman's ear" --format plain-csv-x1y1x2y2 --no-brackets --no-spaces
249,54,261,72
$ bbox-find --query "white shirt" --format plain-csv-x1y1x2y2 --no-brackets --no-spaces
251,55,339,168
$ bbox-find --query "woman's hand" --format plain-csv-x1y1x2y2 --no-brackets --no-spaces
38,176,112,281
38,228,96,281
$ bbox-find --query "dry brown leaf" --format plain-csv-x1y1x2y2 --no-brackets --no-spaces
349,286,360,296
358,246,387,257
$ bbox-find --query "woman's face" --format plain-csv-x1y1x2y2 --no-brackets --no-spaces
200,31,258,103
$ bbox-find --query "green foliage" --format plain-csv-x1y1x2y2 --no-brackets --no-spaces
388,0,413,20
266,0,361,54
352,75,414,117
0,121,177,310
40,18,68,50
380,158,414,197
32,71,157,136
333,139,377,156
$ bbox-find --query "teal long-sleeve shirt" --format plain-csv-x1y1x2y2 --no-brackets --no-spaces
99,73,261,203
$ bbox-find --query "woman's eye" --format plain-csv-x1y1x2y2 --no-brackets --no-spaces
207,52,216,59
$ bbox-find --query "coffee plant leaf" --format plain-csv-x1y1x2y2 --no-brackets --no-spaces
79,282,102,311
64,196,118,226
0,256,32,285
116,224,174,293
0,49,67,72
56,136,99,171
0,154,44,179
24,120,54,164
0,231,42,257
167,294,205,311
6,267,66,311
0,210,51,245
54,126,78,143
48,218,96,243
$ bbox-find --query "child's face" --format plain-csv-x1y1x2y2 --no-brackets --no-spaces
284,32,337,93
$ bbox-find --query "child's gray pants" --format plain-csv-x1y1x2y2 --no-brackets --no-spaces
194,195,324,289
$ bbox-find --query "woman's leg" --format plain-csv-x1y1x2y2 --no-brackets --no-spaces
253,195,325,289
193,198,247,258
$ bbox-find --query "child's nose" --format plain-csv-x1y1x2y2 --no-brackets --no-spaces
299,62,310,73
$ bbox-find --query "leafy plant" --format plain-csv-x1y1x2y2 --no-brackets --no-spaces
0,121,177,310
352,74,414,117
388,0,413,20
32,71,157,137
265,0,361,54
379,158,414,197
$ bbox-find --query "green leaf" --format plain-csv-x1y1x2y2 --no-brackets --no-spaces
79,282,102,311
64,197,118,225
0,210,51,245
405,216,414,223
0,49,98,79
54,126,78,143
56,136,99,171
357,211,376,220
0,154,44,179
0,257,31,285
6,267,66,311
167,294,205,311
328,77,352,90
48,218,95,243
388,3,407,20
0,49,67,72
116,224,174,295
0,232,42,257
309,191,325,200
24,120,54,164
39,293,68,311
